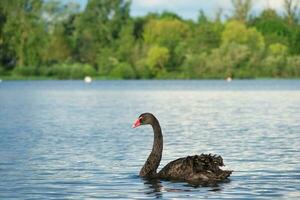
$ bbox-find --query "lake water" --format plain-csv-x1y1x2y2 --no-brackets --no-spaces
0,80,299,199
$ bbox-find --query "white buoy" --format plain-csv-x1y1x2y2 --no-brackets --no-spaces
226,77,232,82
84,76,92,83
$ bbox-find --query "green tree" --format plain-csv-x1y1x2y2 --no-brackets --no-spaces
222,20,265,51
268,43,288,57
188,13,223,54
231,0,252,22
206,43,251,78
110,62,135,79
251,9,291,46
282,0,300,54
182,53,207,78
146,46,170,77
287,56,300,77
143,19,188,48
115,21,136,65
0,3,12,71
42,0,80,33
261,43,289,77
290,27,300,54
2,0,45,71
43,24,72,65
143,18,189,70
283,0,299,25
74,0,130,67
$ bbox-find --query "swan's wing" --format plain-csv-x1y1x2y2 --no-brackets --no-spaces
158,157,192,179
158,154,232,182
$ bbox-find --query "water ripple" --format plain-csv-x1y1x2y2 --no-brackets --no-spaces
0,80,300,199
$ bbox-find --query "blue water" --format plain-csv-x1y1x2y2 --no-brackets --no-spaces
0,80,299,199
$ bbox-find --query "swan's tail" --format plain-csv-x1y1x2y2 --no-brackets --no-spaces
193,154,225,173
220,170,233,179
193,154,232,181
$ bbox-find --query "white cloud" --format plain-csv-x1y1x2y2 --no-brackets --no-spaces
134,0,201,8
131,0,292,20
133,0,287,9
134,0,163,7
253,0,285,11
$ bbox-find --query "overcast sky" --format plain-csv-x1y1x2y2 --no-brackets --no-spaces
74,0,287,20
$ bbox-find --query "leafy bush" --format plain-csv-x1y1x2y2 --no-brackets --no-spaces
146,46,170,76
50,63,96,79
206,43,251,78
12,66,37,76
110,62,136,79
222,20,265,51
261,55,287,77
50,64,72,79
134,59,152,79
96,48,116,76
287,56,300,77
143,19,189,48
0,67,5,75
181,53,208,78
37,66,52,76
268,43,288,57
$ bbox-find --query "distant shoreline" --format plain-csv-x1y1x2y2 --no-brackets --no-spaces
1,76,299,81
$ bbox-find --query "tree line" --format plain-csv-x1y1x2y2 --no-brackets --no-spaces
0,0,300,79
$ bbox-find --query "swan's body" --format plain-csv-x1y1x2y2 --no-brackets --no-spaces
132,113,232,184
158,154,232,183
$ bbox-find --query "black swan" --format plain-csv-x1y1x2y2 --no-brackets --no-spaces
132,113,232,184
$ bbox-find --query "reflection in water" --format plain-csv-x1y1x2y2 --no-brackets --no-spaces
143,178,163,198
142,176,228,198
142,177,197,199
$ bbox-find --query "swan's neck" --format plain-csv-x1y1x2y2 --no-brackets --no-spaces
140,118,163,177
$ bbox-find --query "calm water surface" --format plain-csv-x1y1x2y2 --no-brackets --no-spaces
0,80,299,199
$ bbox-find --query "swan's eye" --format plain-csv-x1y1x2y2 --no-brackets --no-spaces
139,117,143,123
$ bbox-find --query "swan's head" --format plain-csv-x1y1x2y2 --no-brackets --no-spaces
132,113,155,128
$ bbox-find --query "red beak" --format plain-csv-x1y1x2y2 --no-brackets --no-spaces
132,117,142,128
